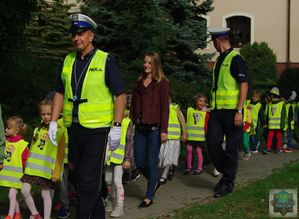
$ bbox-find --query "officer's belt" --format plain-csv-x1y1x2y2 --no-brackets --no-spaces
68,98,87,105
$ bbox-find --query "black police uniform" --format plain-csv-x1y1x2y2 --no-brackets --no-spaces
207,48,249,193
55,48,125,219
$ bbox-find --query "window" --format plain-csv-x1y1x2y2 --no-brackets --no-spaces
226,16,251,47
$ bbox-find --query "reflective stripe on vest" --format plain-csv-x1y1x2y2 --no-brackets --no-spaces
211,50,240,110
25,127,63,179
186,107,206,141
168,104,181,140
250,102,261,129
0,140,28,189
107,117,131,165
268,101,284,129
62,50,114,128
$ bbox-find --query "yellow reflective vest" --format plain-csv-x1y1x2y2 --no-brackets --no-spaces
106,117,131,165
167,104,181,140
25,126,64,180
284,103,295,131
268,101,284,130
0,139,28,189
211,50,240,110
61,49,114,129
186,107,206,141
250,102,262,132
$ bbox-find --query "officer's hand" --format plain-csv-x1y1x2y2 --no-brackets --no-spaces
234,113,243,127
48,121,58,146
107,126,121,151
160,133,168,143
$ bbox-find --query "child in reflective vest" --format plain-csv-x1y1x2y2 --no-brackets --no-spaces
21,99,65,219
104,110,134,218
0,116,29,219
158,101,187,184
185,94,210,175
265,87,286,153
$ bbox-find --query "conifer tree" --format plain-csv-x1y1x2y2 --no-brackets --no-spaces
83,0,213,88
25,0,72,62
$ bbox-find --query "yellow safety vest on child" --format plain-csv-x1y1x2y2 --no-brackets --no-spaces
106,117,131,165
167,104,181,140
25,126,64,180
186,107,206,141
0,140,28,189
268,101,284,129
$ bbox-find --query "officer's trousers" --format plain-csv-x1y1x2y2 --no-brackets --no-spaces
207,110,242,191
68,123,108,219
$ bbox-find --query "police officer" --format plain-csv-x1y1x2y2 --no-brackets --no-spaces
48,14,126,218
207,27,249,198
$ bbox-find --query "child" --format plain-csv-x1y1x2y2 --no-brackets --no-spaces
249,90,265,153
21,99,65,219
0,116,29,219
0,104,5,170
242,103,252,161
158,100,187,184
185,94,209,175
283,91,297,152
265,87,286,153
104,105,134,217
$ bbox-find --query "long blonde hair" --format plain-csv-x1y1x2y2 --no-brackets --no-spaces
139,52,167,82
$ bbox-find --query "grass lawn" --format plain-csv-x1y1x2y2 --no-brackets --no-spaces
174,161,299,219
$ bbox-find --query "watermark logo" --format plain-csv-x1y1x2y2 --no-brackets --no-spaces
269,189,297,217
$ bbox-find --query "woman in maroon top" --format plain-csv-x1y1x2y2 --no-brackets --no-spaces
130,52,169,208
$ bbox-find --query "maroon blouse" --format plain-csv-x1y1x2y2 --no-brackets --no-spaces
130,78,170,133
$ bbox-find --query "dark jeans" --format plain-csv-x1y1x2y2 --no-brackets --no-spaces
68,123,108,219
134,128,161,200
207,110,242,191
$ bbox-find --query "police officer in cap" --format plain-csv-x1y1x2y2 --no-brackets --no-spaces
49,14,126,218
207,27,249,198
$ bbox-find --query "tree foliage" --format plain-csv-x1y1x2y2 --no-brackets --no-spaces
278,67,299,100
240,42,277,92
83,0,213,109
25,0,73,62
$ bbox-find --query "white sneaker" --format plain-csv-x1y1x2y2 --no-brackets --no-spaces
105,199,113,212
110,204,124,218
242,152,251,161
213,168,220,177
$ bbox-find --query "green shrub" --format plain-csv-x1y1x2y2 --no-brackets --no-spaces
240,42,277,93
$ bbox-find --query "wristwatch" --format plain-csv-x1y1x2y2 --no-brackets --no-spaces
113,122,122,127
235,109,242,114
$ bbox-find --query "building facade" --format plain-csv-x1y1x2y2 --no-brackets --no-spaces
202,0,299,74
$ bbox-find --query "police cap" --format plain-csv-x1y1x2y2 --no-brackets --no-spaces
208,27,230,39
69,14,97,33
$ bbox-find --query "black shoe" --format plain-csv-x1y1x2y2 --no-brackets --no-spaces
193,169,203,175
138,200,153,208
159,177,167,185
213,187,231,198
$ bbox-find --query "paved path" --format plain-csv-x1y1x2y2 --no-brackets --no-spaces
119,150,299,219
1,150,298,219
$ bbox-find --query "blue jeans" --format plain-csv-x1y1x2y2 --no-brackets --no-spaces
134,129,161,200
